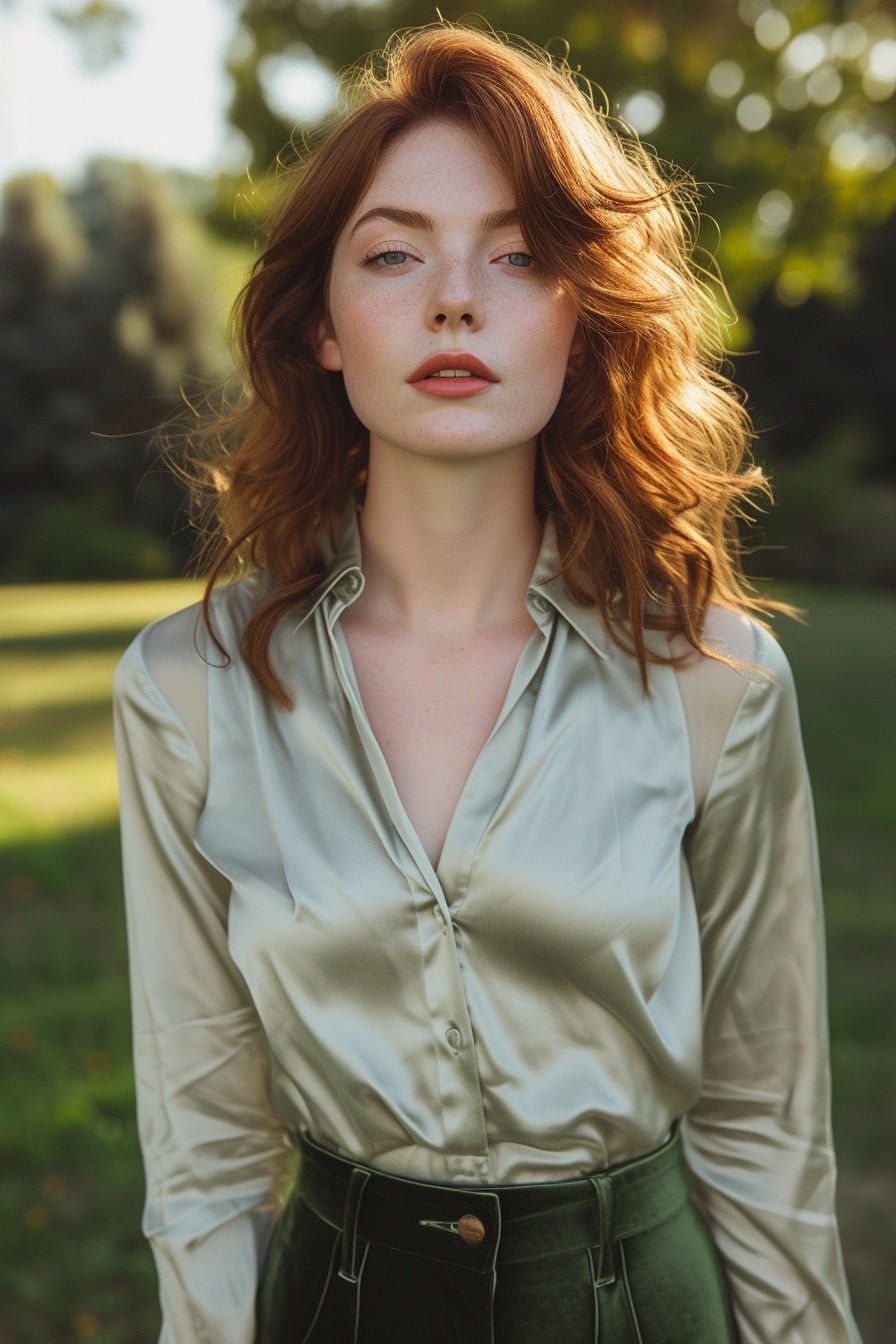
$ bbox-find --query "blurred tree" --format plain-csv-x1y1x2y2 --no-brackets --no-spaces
749,207,896,472
49,0,136,70
736,208,896,583
0,164,223,578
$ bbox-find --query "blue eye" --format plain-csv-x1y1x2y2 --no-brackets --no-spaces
371,250,410,266
504,252,534,268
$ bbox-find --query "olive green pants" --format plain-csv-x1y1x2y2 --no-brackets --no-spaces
257,1130,738,1344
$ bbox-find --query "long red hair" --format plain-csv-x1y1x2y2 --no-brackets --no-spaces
189,24,776,705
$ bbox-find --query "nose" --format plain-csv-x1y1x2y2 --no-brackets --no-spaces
428,255,481,332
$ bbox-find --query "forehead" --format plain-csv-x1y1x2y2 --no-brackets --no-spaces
349,119,516,219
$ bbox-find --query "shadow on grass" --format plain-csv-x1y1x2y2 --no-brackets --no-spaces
0,627,155,658
2,697,118,757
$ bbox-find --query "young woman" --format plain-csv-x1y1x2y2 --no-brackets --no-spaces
114,24,862,1344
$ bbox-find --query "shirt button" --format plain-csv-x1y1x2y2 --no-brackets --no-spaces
335,571,362,600
445,1026,462,1051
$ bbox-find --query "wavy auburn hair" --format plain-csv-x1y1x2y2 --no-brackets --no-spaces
190,24,778,705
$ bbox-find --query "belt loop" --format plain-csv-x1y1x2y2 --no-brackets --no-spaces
588,1172,616,1288
338,1166,370,1283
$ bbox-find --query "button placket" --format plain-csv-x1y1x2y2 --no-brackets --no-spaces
405,873,490,1166
324,591,514,1178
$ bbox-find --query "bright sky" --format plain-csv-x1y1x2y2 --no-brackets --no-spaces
0,0,245,184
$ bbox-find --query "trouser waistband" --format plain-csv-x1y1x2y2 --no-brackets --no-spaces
294,1129,691,1284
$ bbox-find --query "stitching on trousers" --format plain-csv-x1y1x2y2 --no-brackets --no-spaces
339,1167,371,1282
299,1233,342,1344
618,1241,646,1344
350,1242,370,1344
588,1246,600,1344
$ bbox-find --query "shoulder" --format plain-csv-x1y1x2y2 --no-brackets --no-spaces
114,573,274,763
116,575,265,695
114,601,210,763
671,607,793,812
115,599,208,699
672,605,793,700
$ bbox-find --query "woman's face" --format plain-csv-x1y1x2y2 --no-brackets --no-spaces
318,119,580,467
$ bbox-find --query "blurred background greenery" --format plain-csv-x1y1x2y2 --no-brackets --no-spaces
1,1,894,1341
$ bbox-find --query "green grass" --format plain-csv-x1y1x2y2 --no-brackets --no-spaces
1,580,893,1342
1,583,201,1344
769,587,896,1183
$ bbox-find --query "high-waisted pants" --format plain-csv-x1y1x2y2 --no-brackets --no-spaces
256,1129,739,1344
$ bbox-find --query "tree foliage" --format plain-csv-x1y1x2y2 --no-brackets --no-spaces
0,163,222,577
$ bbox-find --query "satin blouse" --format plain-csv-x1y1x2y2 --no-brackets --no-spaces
113,517,861,1344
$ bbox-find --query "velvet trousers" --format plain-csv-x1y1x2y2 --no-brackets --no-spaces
257,1129,738,1344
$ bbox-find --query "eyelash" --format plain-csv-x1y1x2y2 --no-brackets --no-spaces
365,248,415,267
363,247,537,271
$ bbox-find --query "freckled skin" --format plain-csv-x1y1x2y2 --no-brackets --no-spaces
317,119,581,466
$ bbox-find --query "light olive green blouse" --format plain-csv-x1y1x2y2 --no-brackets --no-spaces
114,518,861,1344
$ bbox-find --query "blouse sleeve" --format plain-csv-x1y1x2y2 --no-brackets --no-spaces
113,630,291,1344
681,625,862,1344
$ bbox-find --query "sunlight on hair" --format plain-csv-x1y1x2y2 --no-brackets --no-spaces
179,23,787,706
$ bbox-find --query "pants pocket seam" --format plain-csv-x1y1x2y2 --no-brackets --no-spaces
618,1240,646,1344
299,1230,342,1344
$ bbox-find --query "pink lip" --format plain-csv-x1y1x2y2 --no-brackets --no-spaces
407,352,498,385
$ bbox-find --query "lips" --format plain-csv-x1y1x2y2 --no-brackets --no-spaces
407,353,498,383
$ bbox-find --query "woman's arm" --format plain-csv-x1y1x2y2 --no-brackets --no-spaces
114,613,291,1344
680,619,862,1344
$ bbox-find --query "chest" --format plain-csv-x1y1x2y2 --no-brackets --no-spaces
340,620,536,867
208,619,694,1029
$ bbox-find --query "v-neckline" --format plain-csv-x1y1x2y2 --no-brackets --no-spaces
328,618,551,899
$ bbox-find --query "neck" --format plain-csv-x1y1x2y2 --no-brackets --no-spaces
355,443,541,634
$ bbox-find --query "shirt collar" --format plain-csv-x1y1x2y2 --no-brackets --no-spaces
292,504,609,660
526,520,609,660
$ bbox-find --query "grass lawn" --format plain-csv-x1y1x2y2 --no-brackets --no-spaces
1,580,893,1343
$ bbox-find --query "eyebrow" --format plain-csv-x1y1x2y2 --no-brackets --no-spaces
349,206,522,236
